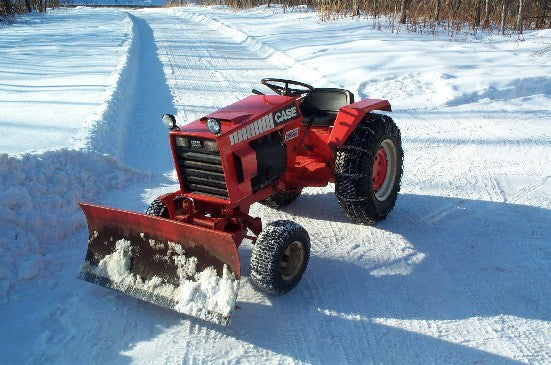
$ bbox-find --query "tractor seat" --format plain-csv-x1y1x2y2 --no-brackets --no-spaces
300,88,354,127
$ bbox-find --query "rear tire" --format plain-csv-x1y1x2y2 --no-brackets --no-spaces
250,220,310,294
260,189,302,209
145,198,169,218
335,113,403,224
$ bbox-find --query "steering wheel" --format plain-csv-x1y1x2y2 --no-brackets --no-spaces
261,78,314,97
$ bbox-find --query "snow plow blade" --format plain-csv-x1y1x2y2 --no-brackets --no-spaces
77,203,240,326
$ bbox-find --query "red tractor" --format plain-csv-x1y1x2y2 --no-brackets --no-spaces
78,78,403,325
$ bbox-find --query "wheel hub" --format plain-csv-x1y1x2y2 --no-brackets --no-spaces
372,139,398,201
280,241,305,282
372,147,388,192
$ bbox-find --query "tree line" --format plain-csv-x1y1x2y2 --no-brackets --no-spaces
218,0,550,34
1,0,59,19
4,0,550,34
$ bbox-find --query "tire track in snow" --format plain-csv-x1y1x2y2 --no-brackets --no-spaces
116,13,177,174
87,12,176,174
150,10,289,122
166,8,339,93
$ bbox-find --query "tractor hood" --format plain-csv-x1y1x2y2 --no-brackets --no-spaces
178,94,296,139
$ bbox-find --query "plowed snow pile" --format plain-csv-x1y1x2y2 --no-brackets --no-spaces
1,5,550,364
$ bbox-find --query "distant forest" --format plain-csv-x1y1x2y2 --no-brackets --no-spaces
217,0,550,34
3,0,550,35
1,0,58,17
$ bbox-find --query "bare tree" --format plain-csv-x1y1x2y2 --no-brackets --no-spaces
218,0,549,32
399,0,408,23
501,0,509,34
483,0,490,27
536,0,548,28
475,0,482,27
352,0,359,16
372,0,379,27
516,0,524,33
1,0,12,16
454,0,462,12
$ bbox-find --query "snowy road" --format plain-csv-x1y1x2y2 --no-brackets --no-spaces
1,6,550,364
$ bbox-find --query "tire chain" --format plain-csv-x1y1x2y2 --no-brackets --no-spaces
334,113,403,224
250,220,310,294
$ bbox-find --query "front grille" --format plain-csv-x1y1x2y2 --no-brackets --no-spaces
174,138,228,199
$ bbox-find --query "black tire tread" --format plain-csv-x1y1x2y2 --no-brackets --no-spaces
145,198,168,218
334,113,403,225
250,220,310,295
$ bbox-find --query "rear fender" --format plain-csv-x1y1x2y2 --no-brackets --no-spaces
327,98,391,149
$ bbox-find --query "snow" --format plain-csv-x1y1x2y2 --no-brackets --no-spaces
1,4,550,364
175,265,239,320
0,8,131,155
90,238,133,280
0,150,138,303
81,236,239,323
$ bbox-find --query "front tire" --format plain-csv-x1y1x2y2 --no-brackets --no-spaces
250,220,310,294
335,113,403,225
145,198,169,218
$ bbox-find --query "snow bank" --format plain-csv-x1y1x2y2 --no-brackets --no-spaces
85,12,139,158
0,8,132,155
361,71,455,109
0,9,147,300
0,151,138,300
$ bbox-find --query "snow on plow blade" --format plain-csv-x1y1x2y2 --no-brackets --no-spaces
77,203,240,326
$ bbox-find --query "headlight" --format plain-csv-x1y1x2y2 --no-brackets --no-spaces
206,118,221,135
174,136,189,148
162,114,178,130
203,139,219,152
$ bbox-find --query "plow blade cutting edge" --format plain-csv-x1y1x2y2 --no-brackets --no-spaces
77,203,241,326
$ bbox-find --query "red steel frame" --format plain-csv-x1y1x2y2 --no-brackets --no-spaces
158,93,392,250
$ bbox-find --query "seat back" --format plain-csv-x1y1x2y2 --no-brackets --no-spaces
300,88,354,126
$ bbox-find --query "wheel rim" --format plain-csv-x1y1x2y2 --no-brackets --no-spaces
280,241,305,282
372,148,388,192
373,139,398,201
